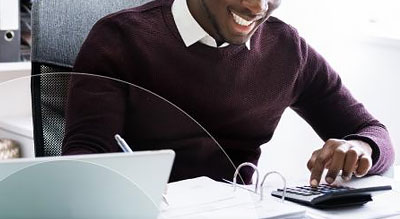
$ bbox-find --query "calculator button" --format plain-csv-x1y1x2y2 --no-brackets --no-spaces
297,192,313,196
301,187,317,190
296,190,314,195
278,189,301,194
278,188,317,196
335,189,349,192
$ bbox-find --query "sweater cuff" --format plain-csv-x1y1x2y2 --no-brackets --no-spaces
343,134,380,167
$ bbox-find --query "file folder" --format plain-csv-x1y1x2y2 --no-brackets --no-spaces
0,0,20,62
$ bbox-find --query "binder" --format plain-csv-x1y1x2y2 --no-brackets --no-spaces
160,162,306,219
160,176,305,219
0,0,20,62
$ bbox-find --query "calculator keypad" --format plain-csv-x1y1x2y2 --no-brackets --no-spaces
278,184,353,196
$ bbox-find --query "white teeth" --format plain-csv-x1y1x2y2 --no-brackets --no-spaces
231,12,253,27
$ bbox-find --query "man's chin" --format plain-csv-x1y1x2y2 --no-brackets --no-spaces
226,37,251,46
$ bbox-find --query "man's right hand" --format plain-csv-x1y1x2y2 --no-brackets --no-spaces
307,139,373,187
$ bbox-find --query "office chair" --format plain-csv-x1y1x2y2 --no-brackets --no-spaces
31,0,152,157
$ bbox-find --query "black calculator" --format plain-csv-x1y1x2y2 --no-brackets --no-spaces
271,183,392,209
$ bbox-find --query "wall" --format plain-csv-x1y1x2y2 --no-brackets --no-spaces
257,0,400,179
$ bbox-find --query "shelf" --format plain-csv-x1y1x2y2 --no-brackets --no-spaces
0,61,31,73
0,115,34,158
0,61,31,83
0,115,33,139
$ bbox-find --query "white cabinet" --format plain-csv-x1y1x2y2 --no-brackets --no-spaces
0,61,33,158
0,61,31,82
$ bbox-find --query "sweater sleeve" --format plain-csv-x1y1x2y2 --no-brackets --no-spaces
290,37,395,174
62,16,128,155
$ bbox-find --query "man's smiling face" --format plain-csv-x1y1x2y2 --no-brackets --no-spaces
197,0,281,45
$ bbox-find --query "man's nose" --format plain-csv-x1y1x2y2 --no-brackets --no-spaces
241,0,268,15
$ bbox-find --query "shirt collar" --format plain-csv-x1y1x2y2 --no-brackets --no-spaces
171,0,251,50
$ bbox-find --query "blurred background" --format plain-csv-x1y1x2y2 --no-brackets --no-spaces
258,0,400,178
0,0,398,179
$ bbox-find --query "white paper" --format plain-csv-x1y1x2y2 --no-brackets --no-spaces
0,0,19,30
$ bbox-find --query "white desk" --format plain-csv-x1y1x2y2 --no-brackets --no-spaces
395,165,400,181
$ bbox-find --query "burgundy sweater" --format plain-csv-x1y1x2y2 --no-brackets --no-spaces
63,0,394,183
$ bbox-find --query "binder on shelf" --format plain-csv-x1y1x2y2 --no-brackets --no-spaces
0,0,20,62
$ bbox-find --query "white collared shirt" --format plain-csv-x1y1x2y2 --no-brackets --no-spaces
171,0,251,50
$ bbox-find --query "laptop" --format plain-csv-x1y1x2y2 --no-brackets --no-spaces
0,150,175,219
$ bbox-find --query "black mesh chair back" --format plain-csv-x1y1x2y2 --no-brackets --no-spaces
31,0,152,157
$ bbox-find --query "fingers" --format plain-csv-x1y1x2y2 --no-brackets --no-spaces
341,147,361,181
354,154,372,177
325,159,332,169
325,144,349,184
310,157,325,187
307,149,320,171
308,139,373,187
309,141,336,187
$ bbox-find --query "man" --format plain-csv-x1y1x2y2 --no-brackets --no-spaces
63,0,394,186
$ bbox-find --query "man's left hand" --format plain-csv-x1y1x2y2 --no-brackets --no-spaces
307,139,373,187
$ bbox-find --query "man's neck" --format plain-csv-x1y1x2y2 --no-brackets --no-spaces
186,0,221,42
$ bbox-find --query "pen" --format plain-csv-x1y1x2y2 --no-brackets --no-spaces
114,134,169,206
115,134,133,153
